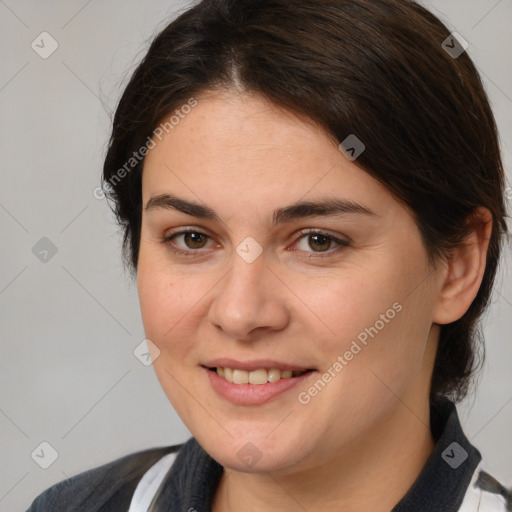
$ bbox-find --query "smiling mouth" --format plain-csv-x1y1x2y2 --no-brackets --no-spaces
207,366,315,385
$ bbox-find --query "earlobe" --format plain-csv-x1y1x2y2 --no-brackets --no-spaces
432,207,493,325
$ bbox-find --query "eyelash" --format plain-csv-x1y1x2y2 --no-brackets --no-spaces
160,227,350,259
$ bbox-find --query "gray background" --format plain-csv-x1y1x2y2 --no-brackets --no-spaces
0,1,511,510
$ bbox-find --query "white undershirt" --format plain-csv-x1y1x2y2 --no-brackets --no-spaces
127,452,177,512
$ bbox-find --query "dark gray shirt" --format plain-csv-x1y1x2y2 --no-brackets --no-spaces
26,397,511,511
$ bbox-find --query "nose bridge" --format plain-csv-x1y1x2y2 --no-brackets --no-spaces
208,245,289,338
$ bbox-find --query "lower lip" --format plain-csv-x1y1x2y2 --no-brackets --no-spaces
204,367,315,405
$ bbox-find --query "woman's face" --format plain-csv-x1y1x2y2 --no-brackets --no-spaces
138,90,444,474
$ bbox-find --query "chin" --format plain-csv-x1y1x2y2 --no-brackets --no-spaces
197,430,309,474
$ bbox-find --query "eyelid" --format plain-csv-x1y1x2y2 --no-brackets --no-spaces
162,226,210,241
295,227,350,245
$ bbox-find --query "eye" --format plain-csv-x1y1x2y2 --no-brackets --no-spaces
161,227,350,258
161,228,215,256
291,229,349,257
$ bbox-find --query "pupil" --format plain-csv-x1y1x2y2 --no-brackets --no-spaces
310,234,330,252
185,232,205,248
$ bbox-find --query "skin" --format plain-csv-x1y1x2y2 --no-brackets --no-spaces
137,90,492,512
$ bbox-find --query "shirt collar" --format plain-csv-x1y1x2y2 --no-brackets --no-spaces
392,396,481,511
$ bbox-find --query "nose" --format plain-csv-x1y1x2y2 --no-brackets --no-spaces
207,251,290,340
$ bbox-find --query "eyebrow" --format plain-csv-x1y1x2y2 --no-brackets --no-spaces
145,193,377,225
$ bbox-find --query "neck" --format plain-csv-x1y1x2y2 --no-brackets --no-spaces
212,400,435,512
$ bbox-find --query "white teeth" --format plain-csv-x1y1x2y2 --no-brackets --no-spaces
249,369,268,385
223,367,234,382
232,369,249,384
215,367,307,385
267,368,281,383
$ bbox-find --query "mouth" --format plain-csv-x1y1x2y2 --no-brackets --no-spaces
201,359,318,405
206,366,314,385
204,364,317,405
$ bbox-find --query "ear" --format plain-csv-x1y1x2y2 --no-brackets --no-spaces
432,207,493,325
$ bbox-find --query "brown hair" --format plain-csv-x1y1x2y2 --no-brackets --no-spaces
102,0,508,401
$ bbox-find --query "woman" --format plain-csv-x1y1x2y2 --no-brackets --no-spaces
27,0,510,510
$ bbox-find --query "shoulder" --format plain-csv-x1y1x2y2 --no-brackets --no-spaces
25,443,184,512
459,461,512,512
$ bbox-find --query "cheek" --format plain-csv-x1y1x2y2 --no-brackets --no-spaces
298,263,405,356
302,250,434,389
137,250,198,359
137,263,208,421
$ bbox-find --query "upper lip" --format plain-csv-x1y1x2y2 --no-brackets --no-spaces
202,358,315,372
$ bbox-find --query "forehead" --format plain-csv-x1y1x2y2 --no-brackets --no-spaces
146,91,336,170
141,91,401,220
